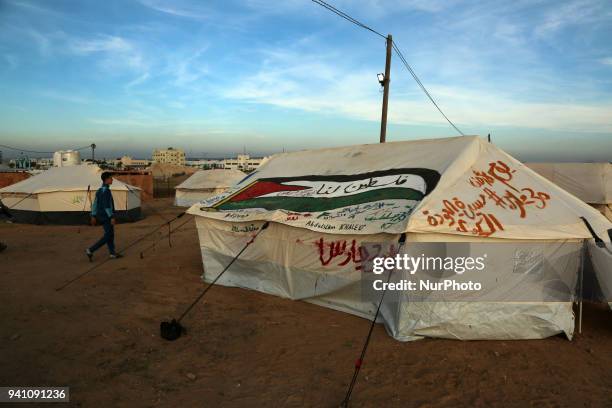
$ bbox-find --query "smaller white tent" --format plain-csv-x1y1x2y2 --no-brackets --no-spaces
0,165,142,224
527,163,612,221
174,169,246,207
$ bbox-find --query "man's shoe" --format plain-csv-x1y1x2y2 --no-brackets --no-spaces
0,242,7,253
109,253,123,259
85,249,93,262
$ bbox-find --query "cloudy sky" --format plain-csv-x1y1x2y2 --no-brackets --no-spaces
0,0,611,160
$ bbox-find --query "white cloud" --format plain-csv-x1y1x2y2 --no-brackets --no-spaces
67,34,147,73
165,46,209,85
3,54,19,69
125,72,150,88
167,101,186,109
136,0,211,20
600,57,612,66
89,118,154,127
535,0,611,37
69,35,132,54
39,89,92,104
224,45,612,133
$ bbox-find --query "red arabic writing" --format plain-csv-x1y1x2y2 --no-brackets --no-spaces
314,238,398,271
424,161,551,237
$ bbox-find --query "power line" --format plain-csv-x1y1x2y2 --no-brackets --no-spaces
392,43,465,136
0,143,92,155
310,0,465,136
311,0,386,39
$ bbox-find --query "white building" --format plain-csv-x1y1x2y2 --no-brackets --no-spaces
224,154,266,172
53,150,81,167
120,156,150,169
152,147,185,166
185,159,225,169
35,158,54,169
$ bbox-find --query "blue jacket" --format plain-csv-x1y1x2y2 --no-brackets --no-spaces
91,184,115,221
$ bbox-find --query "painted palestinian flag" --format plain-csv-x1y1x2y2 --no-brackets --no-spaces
208,168,440,213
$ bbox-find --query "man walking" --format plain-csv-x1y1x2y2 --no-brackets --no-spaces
86,171,122,261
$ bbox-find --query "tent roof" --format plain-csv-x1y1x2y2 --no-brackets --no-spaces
176,169,246,190
0,165,140,194
188,136,611,241
526,162,611,205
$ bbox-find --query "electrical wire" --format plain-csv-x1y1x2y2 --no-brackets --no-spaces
311,0,386,39
310,0,465,137
392,43,465,136
0,143,92,155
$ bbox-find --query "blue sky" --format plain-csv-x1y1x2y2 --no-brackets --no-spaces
0,0,611,160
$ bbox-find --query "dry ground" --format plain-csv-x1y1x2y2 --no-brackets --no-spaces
0,198,611,407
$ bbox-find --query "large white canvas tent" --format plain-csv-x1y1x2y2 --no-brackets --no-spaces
526,163,612,221
0,165,142,224
174,169,246,207
188,136,612,341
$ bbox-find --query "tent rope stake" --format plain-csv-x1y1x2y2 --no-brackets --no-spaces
580,216,605,247
124,183,170,223
55,211,189,291
3,192,35,211
77,185,91,234
160,221,271,341
341,233,407,407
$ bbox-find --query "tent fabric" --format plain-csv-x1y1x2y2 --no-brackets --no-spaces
0,165,142,224
194,217,581,341
588,242,612,310
592,204,612,223
174,169,245,207
190,136,611,241
6,207,141,225
0,165,139,194
188,136,612,341
526,163,611,205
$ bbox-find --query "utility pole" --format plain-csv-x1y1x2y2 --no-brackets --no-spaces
379,34,392,143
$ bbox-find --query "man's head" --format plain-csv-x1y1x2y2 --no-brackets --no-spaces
101,171,113,185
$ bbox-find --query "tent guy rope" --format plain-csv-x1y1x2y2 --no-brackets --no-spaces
160,221,271,341
55,211,190,291
341,233,407,407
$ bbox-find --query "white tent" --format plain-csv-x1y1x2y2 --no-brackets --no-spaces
174,169,246,207
526,162,612,222
0,165,142,224
187,136,612,341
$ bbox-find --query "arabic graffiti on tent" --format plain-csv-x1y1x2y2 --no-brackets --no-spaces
423,161,551,237
314,237,399,271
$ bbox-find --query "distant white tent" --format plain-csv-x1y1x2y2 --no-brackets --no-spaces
188,136,612,341
174,169,246,207
527,163,612,221
0,165,142,224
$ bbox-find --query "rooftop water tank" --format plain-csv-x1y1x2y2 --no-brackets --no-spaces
53,150,81,167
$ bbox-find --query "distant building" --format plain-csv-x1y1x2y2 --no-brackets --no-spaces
224,154,266,172
35,158,53,170
53,150,81,167
152,147,185,166
185,159,225,169
120,155,150,169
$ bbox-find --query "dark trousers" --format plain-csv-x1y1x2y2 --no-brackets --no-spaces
89,220,115,255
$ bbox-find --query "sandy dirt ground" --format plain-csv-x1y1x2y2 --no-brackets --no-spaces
1,198,611,407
